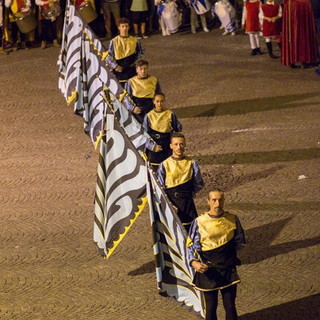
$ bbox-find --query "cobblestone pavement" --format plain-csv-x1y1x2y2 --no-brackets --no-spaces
1,28,320,320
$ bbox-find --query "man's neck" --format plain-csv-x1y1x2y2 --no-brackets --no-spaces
171,155,185,160
137,75,149,79
207,210,224,218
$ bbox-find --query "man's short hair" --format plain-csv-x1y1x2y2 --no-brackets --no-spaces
118,17,130,26
170,132,185,142
207,189,225,199
135,59,149,68
153,92,165,100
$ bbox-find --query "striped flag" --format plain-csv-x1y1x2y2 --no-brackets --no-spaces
57,2,155,149
57,3,83,105
93,110,148,258
147,166,205,317
105,92,155,151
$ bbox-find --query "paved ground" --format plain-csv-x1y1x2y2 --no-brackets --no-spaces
1,27,320,320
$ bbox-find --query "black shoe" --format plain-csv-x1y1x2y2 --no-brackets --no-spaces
266,42,277,59
251,48,257,56
256,47,262,55
290,64,297,69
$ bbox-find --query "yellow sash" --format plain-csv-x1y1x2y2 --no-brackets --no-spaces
130,75,157,98
197,212,236,251
163,157,193,188
112,35,137,60
147,109,172,133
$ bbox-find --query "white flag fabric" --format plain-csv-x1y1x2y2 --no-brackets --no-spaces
147,166,205,318
93,112,148,258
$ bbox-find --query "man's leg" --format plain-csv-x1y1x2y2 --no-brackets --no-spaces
221,284,238,320
203,290,219,320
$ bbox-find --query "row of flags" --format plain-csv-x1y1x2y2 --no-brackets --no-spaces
57,3,204,317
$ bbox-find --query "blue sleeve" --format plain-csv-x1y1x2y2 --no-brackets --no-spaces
192,160,204,193
187,219,202,265
142,114,150,132
145,138,156,151
122,91,135,112
171,112,182,132
106,41,117,69
157,163,166,188
234,216,246,251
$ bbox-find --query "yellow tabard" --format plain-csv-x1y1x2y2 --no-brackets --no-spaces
129,76,157,98
112,35,137,60
163,157,193,188
197,212,236,251
147,109,172,133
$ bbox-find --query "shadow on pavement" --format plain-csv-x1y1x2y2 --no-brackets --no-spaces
239,294,320,320
173,91,320,118
241,217,320,265
197,148,320,165
128,260,155,276
228,201,320,212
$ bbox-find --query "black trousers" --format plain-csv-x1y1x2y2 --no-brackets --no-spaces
203,284,238,320
40,19,57,41
10,22,26,44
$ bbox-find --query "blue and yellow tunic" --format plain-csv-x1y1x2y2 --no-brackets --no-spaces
107,35,143,81
187,211,246,291
125,75,161,123
157,156,204,227
142,109,182,168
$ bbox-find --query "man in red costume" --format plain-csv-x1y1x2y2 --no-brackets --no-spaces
281,0,318,68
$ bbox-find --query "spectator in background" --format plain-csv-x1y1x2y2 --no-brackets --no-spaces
187,0,210,33
281,0,318,68
101,0,120,39
130,0,149,38
259,0,282,59
155,0,182,36
242,0,262,56
5,0,32,50
35,0,61,49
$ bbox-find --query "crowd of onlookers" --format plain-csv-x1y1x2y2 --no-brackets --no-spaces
0,0,319,69
0,0,240,50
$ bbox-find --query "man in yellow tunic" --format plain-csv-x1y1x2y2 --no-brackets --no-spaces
107,17,143,83
143,92,182,171
187,189,246,320
157,132,204,231
125,59,161,123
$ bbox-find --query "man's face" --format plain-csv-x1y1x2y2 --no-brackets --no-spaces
153,95,165,111
118,23,129,36
207,191,225,215
170,137,186,158
136,65,148,78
